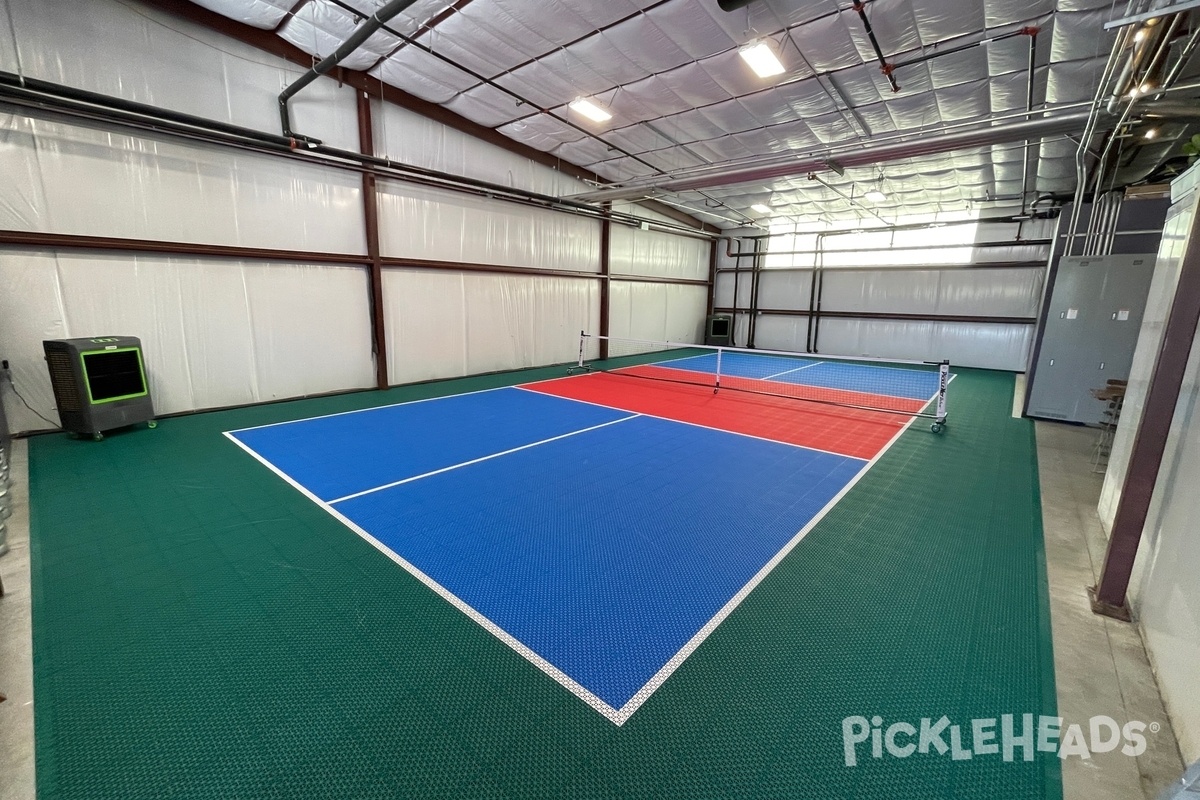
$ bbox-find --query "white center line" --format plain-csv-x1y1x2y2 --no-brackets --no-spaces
327,414,641,505
761,361,823,380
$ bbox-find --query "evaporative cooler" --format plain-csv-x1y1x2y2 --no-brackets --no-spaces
43,337,156,440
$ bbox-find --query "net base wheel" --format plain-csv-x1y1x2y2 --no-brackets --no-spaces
930,421,945,434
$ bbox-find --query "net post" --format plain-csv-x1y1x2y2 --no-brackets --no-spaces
576,330,586,371
714,347,723,394
936,360,949,423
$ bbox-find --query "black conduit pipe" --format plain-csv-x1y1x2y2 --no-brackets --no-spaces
278,0,422,141
852,0,900,93
718,0,758,11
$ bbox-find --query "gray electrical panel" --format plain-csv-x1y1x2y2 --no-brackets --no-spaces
43,336,157,440
1026,254,1156,424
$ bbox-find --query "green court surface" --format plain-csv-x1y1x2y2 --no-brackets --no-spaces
29,365,1060,799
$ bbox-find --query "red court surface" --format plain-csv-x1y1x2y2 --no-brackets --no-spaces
523,371,917,460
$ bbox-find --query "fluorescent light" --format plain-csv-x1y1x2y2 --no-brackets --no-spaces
865,189,886,203
1144,127,1159,139
739,41,785,78
751,203,772,214
569,97,612,123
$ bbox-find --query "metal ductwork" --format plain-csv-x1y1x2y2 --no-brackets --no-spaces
569,111,1104,203
717,0,759,11
277,0,422,141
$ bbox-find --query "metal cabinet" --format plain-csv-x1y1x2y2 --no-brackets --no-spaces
1026,254,1157,424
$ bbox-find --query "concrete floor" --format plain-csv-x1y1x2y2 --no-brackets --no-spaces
0,439,34,800
0,423,1187,799
1036,420,1185,800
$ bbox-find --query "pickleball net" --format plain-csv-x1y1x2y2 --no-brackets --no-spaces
571,333,949,427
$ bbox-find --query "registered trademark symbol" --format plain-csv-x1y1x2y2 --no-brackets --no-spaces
1150,723,1161,734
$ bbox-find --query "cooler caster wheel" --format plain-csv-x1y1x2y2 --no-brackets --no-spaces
147,420,158,429
92,432,104,442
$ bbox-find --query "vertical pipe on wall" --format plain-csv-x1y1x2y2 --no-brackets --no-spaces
707,239,718,318
599,203,612,360
356,89,390,390
1091,201,1200,620
748,237,764,348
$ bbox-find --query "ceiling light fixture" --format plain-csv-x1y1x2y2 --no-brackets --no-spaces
1144,127,1159,139
739,40,785,78
865,189,886,203
751,203,772,214
569,97,612,123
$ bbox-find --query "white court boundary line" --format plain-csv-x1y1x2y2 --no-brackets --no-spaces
327,415,639,504
223,377,944,725
761,362,824,380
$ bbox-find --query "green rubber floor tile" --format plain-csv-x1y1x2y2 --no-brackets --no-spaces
29,365,1060,798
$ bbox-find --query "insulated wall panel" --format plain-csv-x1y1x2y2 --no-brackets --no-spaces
752,314,811,352
609,203,710,280
376,180,600,272
0,0,359,150
1130,313,1200,763
713,271,753,309
608,281,707,345
1099,188,1195,530
609,225,710,280
812,318,1033,371
819,268,1043,317
0,116,365,253
375,102,589,198
382,269,599,384
756,270,814,311
0,252,375,432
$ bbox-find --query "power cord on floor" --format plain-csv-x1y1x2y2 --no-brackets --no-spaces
1,366,61,430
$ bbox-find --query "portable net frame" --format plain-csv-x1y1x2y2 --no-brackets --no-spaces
571,333,950,431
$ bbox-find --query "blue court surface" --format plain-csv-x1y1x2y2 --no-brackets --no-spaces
656,352,942,401
227,385,873,719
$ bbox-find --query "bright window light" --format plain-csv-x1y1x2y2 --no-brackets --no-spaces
739,41,785,78
865,189,887,203
569,97,612,123
751,203,772,214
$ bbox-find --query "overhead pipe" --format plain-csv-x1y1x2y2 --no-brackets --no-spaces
277,0,422,142
0,72,715,241
851,0,900,93
717,0,758,10
574,110,1099,202
1020,29,1039,216
1066,19,1136,252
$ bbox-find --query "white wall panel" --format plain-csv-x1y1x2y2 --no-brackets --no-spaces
752,314,811,352
1100,188,1195,530
382,269,599,384
1,0,359,150
0,116,365,253
757,270,813,311
376,179,600,272
820,268,1043,317
610,225,709,280
609,282,707,345
0,252,375,432
813,318,1033,370
375,102,590,197
1130,313,1200,763
713,271,753,309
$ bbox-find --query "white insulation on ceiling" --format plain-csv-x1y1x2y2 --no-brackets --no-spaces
171,0,1130,224
0,253,376,431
